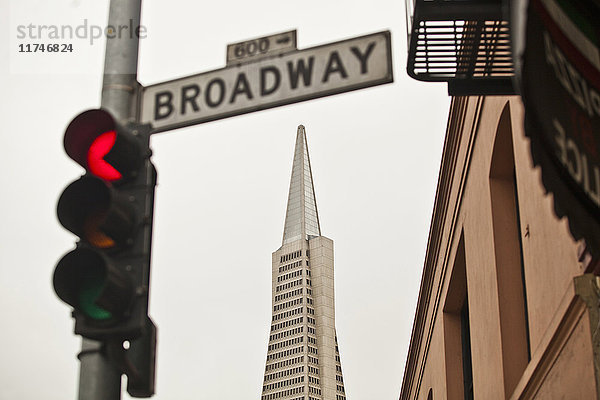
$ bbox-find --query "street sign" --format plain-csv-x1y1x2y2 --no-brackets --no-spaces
140,31,393,133
227,30,297,66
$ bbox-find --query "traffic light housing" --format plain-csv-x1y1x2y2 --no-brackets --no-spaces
54,109,156,341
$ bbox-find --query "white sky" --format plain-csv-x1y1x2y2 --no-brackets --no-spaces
0,0,450,399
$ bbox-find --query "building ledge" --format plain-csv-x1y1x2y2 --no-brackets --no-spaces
509,274,599,399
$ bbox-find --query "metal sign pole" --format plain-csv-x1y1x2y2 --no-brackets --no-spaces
77,0,143,398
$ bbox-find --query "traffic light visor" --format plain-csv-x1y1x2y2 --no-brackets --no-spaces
64,109,142,181
64,109,115,169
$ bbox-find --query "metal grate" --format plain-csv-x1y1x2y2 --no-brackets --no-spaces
406,0,516,95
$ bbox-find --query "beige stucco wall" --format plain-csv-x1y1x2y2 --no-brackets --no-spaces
401,96,597,400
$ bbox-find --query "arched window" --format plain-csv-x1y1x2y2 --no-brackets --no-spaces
489,102,531,396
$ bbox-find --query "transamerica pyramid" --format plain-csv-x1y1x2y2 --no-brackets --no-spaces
261,125,346,400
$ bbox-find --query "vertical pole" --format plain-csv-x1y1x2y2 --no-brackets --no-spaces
77,0,142,399
101,0,142,121
78,339,122,400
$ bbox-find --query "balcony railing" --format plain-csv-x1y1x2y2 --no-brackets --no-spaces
406,0,516,95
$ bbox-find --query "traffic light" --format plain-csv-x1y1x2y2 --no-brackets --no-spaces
54,109,156,341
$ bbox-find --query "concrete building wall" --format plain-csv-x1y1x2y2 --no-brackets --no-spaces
400,96,600,400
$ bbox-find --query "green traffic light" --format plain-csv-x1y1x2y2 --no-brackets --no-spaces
79,274,112,320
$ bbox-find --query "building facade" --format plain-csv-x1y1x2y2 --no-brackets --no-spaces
261,126,346,400
400,96,600,399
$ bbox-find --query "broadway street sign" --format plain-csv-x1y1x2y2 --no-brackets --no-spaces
140,31,392,133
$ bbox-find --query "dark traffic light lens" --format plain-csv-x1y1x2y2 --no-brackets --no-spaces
54,248,133,323
83,210,117,249
57,177,135,249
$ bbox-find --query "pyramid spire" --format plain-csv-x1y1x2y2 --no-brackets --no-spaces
262,125,346,400
282,125,321,245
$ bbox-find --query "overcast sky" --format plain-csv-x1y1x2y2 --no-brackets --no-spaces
0,0,450,399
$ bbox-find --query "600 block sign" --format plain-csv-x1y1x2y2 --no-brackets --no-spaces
226,31,297,65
